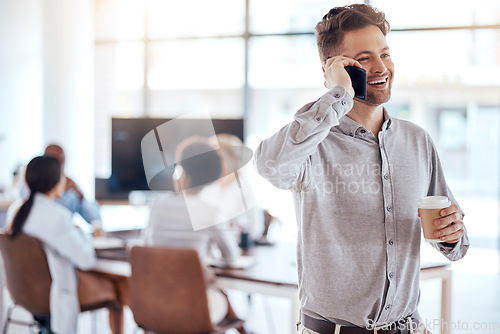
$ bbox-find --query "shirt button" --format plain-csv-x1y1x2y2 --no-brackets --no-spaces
384,174,389,180
334,93,341,98
360,129,366,134
385,305,391,310
315,117,321,122
386,206,392,212
341,100,347,106
389,272,394,279
389,240,394,245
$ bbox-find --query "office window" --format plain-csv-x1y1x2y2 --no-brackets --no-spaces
95,0,145,40
148,39,244,90
94,0,246,179
439,109,467,151
147,38,244,117
387,30,500,87
249,0,363,34
371,0,500,29
249,36,321,88
247,35,323,137
147,0,245,38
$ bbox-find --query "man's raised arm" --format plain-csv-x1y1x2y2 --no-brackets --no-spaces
254,84,353,190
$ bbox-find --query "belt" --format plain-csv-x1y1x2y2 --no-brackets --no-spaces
301,314,419,334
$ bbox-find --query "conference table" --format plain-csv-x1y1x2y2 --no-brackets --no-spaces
92,241,452,334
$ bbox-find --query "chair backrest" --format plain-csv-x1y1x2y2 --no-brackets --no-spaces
129,246,214,333
0,233,52,316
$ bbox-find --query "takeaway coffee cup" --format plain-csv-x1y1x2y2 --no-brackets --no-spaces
418,196,452,243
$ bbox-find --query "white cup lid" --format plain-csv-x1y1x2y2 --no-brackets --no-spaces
418,196,451,209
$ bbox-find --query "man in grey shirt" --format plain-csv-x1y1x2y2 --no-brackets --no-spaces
254,4,469,334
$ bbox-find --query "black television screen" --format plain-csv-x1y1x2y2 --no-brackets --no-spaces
108,117,244,194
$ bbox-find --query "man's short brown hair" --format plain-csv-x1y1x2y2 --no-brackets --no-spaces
315,4,390,62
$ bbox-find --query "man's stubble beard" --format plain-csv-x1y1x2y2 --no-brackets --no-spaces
355,82,392,107
360,91,391,106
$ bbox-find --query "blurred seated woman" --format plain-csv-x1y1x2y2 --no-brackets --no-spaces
4,156,125,334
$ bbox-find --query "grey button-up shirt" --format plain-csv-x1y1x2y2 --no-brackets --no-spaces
254,85,469,328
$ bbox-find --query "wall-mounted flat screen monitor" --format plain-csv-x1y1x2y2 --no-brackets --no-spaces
107,117,244,195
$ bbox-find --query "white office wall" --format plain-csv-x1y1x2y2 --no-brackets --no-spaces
0,0,95,197
0,0,43,192
42,0,95,197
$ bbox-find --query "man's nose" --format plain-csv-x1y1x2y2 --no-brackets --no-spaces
370,57,387,74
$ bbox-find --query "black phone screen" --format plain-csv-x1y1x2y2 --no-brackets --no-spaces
345,66,367,100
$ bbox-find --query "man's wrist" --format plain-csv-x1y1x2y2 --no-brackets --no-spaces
327,85,354,118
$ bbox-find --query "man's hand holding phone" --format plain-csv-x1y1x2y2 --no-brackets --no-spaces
323,56,363,98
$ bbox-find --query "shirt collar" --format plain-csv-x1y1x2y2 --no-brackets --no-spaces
336,107,392,137
381,107,392,131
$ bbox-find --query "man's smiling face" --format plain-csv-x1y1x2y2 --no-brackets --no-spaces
338,25,394,106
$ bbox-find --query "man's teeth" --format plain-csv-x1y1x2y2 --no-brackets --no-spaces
368,78,387,85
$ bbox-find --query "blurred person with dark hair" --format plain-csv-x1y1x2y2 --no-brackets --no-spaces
255,4,468,334
43,144,102,233
5,156,125,334
144,136,240,261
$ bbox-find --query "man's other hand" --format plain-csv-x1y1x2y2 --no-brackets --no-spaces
433,204,465,244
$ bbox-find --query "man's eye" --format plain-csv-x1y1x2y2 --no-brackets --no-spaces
381,53,390,58
357,57,369,62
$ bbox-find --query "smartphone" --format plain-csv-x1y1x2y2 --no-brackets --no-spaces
345,66,367,100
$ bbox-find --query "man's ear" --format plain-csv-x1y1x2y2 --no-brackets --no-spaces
322,58,329,73
322,55,333,73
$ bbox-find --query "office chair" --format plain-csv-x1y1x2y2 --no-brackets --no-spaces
0,233,122,334
129,246,245,334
